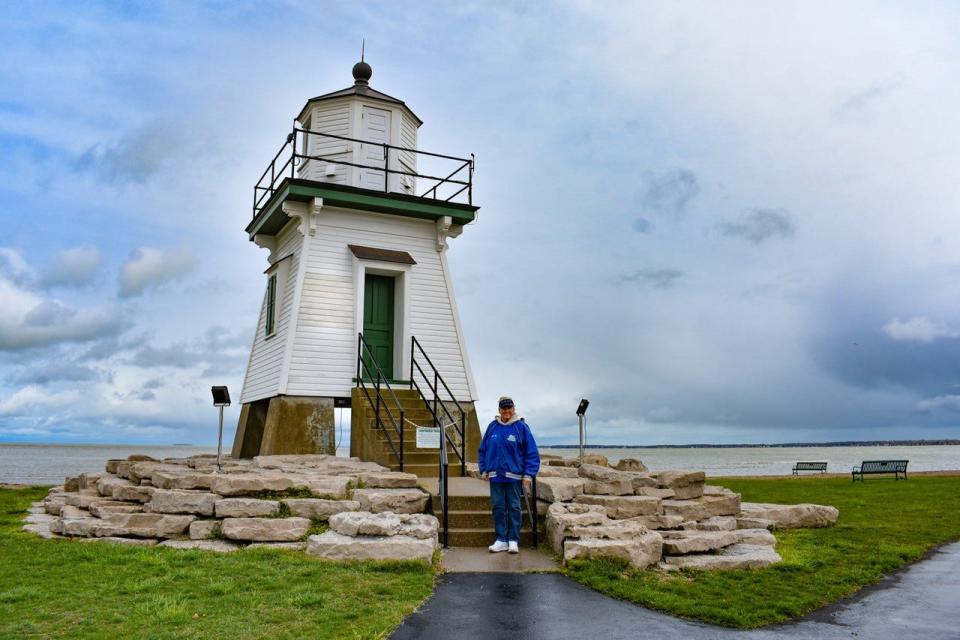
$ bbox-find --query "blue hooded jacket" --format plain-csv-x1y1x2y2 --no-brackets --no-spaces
478,415,540,483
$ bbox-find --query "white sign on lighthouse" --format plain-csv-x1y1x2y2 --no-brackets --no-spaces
232,58,481,476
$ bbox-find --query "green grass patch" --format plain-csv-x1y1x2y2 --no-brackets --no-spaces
566,475,960,628
0,487,434,639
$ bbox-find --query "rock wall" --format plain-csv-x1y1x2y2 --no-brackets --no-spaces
23,454,438,562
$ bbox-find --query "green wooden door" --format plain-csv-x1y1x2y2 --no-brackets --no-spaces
362,274,395,380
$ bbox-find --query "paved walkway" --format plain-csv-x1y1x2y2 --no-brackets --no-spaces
391,542,960,639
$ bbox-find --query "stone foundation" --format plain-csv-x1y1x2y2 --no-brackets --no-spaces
232,396,336,458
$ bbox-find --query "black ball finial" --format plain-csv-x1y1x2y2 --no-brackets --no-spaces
352,60,372,85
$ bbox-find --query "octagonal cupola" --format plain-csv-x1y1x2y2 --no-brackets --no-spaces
293,59,423,194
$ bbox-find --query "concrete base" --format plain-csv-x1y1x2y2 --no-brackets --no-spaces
440,547,559,573
231,396,335,458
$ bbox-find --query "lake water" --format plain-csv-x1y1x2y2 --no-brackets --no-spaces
1,443,957,484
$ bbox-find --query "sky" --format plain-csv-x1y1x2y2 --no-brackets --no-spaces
2,1,960,447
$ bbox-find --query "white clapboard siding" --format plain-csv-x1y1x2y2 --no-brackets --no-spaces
398,113,418,194
298,101,352,185
284,208,474,400
239,221,303,403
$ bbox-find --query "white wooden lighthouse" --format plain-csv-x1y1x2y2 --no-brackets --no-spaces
233,59,481,475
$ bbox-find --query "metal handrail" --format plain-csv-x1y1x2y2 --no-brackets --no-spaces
355,333,405,471
438,423,449,548
409,335,466,476
252,127,475,220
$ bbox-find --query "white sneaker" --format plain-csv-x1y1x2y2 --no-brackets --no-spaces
488,540,509,553
508,541,519,554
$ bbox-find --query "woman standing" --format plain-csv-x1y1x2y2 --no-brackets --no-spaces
478,396,540,553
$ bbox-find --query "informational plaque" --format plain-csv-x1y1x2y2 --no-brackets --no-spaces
416,427,441,449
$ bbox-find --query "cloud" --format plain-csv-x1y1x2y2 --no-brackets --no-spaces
128,325,250,375
0,385,82,417
0,247,35,285
882,316,959,343
837,78,903,115
9,360,105,385
118,246,196,297
631,218,653,233
75,124,181,185
915,394,960,413
720,209,795,244
39,247,102,288
619,268,684,289
639,168,700,216
0,265,126,351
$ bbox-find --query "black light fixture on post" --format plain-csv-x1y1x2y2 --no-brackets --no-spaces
576,398,589,466
211,386,231,471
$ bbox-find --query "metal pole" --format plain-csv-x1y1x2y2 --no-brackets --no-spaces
578,413,585,466
217,405,224,471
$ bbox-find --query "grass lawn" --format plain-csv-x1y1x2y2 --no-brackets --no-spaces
0,487,435,639
566,475,960,628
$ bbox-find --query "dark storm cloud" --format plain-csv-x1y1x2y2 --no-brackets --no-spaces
639,169,700,216
720,208,795,244
618,268,684,289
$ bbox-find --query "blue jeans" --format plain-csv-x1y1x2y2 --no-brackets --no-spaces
490,480,523,543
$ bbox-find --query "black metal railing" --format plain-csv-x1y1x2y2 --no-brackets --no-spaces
409,336,466,477
252,127,474,220
355,333,405,471
438,424,449,548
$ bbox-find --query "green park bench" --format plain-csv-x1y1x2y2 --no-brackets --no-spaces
792,461,827,475
852,459,909,482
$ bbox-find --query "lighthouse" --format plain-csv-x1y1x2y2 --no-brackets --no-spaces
233,59,481,476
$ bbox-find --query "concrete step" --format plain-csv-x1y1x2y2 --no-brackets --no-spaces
431,494,492,511
443,510,499,529
443,528,541,548
398,463,469,478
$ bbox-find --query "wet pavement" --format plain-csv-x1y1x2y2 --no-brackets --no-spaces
391,542,960,639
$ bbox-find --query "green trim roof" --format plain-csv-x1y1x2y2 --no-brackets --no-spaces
246,179,478,238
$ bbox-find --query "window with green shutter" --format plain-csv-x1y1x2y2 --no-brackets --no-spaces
264,274,277,337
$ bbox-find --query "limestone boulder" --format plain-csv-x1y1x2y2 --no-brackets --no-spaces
147,490,218,516
546,502,609,552
634,487,675,499
656,470,705,499
738,502,839,529
306,531,435,563
253,454,387,476
215,498,280,518
113,485,156,503
578,464,634,483
59,505,89,519
734,528,777,546
660,544,781,570
629,474,659,490
78,473,101,491
397,514,439,540
565,518,650,542
64,476,80,492
357,472,418,489
613,458,649,473
151,470,215,491
209,472,305,496
686,516,737,531
629,514,685,530
81,536,158,546
546,458,579,467
221,517,312,542
22,523,57,539
43,495,68,515
304,476,352,499
247,542,307,551
352,488,429,514
102,513,196,538
564,530,663,569
330,511,402,537
189,520,221,540
581,454,609,467
703,485,736,496
96,475,133,498
282,498,360,520
536,477,586,503
582,479,634,496
65,490,104,509
104,459,125,474
737,517,774,530
538,466,580,478
159,539,240,553
573,495,662,519
660,530,739,554
662,494,741,521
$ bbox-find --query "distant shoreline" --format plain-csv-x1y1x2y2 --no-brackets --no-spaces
543,439,960,449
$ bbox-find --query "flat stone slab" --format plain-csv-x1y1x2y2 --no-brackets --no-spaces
582,479,635,496
358,472,418,488
247,542,307,551
151,470,215,491
573,494,662,519
221,517,311,542
564,531,663,569
660,530,739,554
662,494,741,521
282,498,360,519
215,498,280,518
685,516,737,531
739,502,839,529
536,477,586,502
734,528,777,546
189,520,220,540
660,543,782,570
352,488,429,514
538,466,580,478
80,536,158,546
147,490,218,516
159,539,240,552
306,531,435,563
